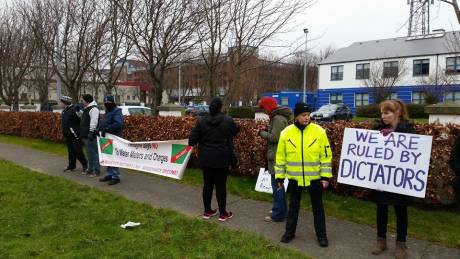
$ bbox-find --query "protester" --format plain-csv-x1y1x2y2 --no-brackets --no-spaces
449,133,460,213
275,102,332,247
99,95,123,185
371,100,415,259
188,98,240,222
80,94,100,178
60,95,88,173
258,96,291,222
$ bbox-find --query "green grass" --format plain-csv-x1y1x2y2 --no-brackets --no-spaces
353,117,429,124
0,135,67,156
0,160,308,258
1,134,459,248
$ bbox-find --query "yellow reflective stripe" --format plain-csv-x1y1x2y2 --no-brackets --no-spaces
286,171,320,177
286,162,320,166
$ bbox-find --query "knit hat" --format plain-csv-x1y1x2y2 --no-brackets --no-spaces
82,94,94,103
258,97,278,113
104,95,115,103
294,102,311,117
209,97,223,115
60,95,73,104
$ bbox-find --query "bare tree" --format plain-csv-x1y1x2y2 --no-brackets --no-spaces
195,0,232,100
91,0,133,96
223,0,312,105
440,0,460,24
30,47,55,110
417,66,459,104
25,0,109,101
363,59,408,104
125,0,200,114
0,5,37,111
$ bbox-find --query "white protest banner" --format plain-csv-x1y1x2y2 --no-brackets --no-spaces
338,128,432,198
98,134,193,180
255,168,289,194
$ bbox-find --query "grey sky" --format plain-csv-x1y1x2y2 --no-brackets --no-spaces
287,0,460,53
1,0,458,55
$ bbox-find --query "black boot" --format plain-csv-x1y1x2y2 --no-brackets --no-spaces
99,175,111,182
318,236,329,247
281,233,295,243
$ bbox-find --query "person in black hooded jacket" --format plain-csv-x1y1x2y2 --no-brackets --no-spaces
188,98,239,222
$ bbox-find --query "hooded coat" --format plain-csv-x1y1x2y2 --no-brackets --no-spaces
260,107,292,162
188,112,239,168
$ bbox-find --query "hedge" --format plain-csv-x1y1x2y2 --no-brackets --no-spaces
0,111,456,207
226,106,255,119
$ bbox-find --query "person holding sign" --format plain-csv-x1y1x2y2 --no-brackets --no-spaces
274,102,332,247
258,96,291,222
371,100,415,259
189,98,240,222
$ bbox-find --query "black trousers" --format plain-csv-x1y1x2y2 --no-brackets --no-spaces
285,180,327,239
376,204,408,242
454,176,460,210
202,167,229,214
65,138,87,170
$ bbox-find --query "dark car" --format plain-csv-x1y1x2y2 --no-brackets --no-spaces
186,105,209,116
310,103,352,122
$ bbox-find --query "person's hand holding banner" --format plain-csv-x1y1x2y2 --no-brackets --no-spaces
338,128,432,198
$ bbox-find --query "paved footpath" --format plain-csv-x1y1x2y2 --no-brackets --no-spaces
0,143,458,259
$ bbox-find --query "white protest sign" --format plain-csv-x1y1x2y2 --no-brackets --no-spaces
338,128,432,198
98,134,193,180
255,168,289,194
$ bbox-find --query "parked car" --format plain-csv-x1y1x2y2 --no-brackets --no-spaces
310,103,352,121
119,105,152,116
185,105,209,116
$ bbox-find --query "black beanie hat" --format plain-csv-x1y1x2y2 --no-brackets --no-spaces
209,97,223,115
82,94,94,103
294,102,311,117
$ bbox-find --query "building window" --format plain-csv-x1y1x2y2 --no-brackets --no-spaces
329,93,343,104
444,91,460,102
383,61,399,78
331,65,343,81
413,59,429,76
127,95,130,101
356,63,370,79
412,92,425,104
446,57,460,74
355,93,369,107
387,92,398,100
281,97,289,106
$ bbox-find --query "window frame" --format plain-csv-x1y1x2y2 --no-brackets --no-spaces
446,57,460,74
383,61,399,78
413,59,430,77
329,93,343,104
356,63,370,80
355,93,369,107
331,65,344,81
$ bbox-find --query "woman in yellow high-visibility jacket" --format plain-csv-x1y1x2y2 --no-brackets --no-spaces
275,102,332,247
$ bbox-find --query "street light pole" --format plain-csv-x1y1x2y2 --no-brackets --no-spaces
303,28,308,103
178,62,182,104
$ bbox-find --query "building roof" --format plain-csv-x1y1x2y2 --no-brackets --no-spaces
319,31,460,65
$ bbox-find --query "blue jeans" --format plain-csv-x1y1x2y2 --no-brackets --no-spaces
271,173,287,220
83,138,100,173
107,166,120,180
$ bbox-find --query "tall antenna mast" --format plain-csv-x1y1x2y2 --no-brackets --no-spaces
407,0,434,37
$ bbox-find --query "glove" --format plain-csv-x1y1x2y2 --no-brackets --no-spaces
88,131,96,141
259,130,269,138
380,128,393,136
100,129,106,137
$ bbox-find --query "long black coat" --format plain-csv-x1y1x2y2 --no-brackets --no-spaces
449,135,460,177
371,119,416,206
61,104,81,140
188,113,239,169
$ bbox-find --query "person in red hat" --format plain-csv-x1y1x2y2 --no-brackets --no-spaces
258,96,292,222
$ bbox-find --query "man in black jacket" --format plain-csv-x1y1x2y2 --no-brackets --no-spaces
60,95,87,172
449,134,460,213
188,98,239,222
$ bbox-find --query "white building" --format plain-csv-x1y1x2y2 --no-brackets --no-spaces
317,30,460,113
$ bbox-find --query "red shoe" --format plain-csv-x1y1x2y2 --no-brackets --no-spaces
202,209,218,219
218,211,233,222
